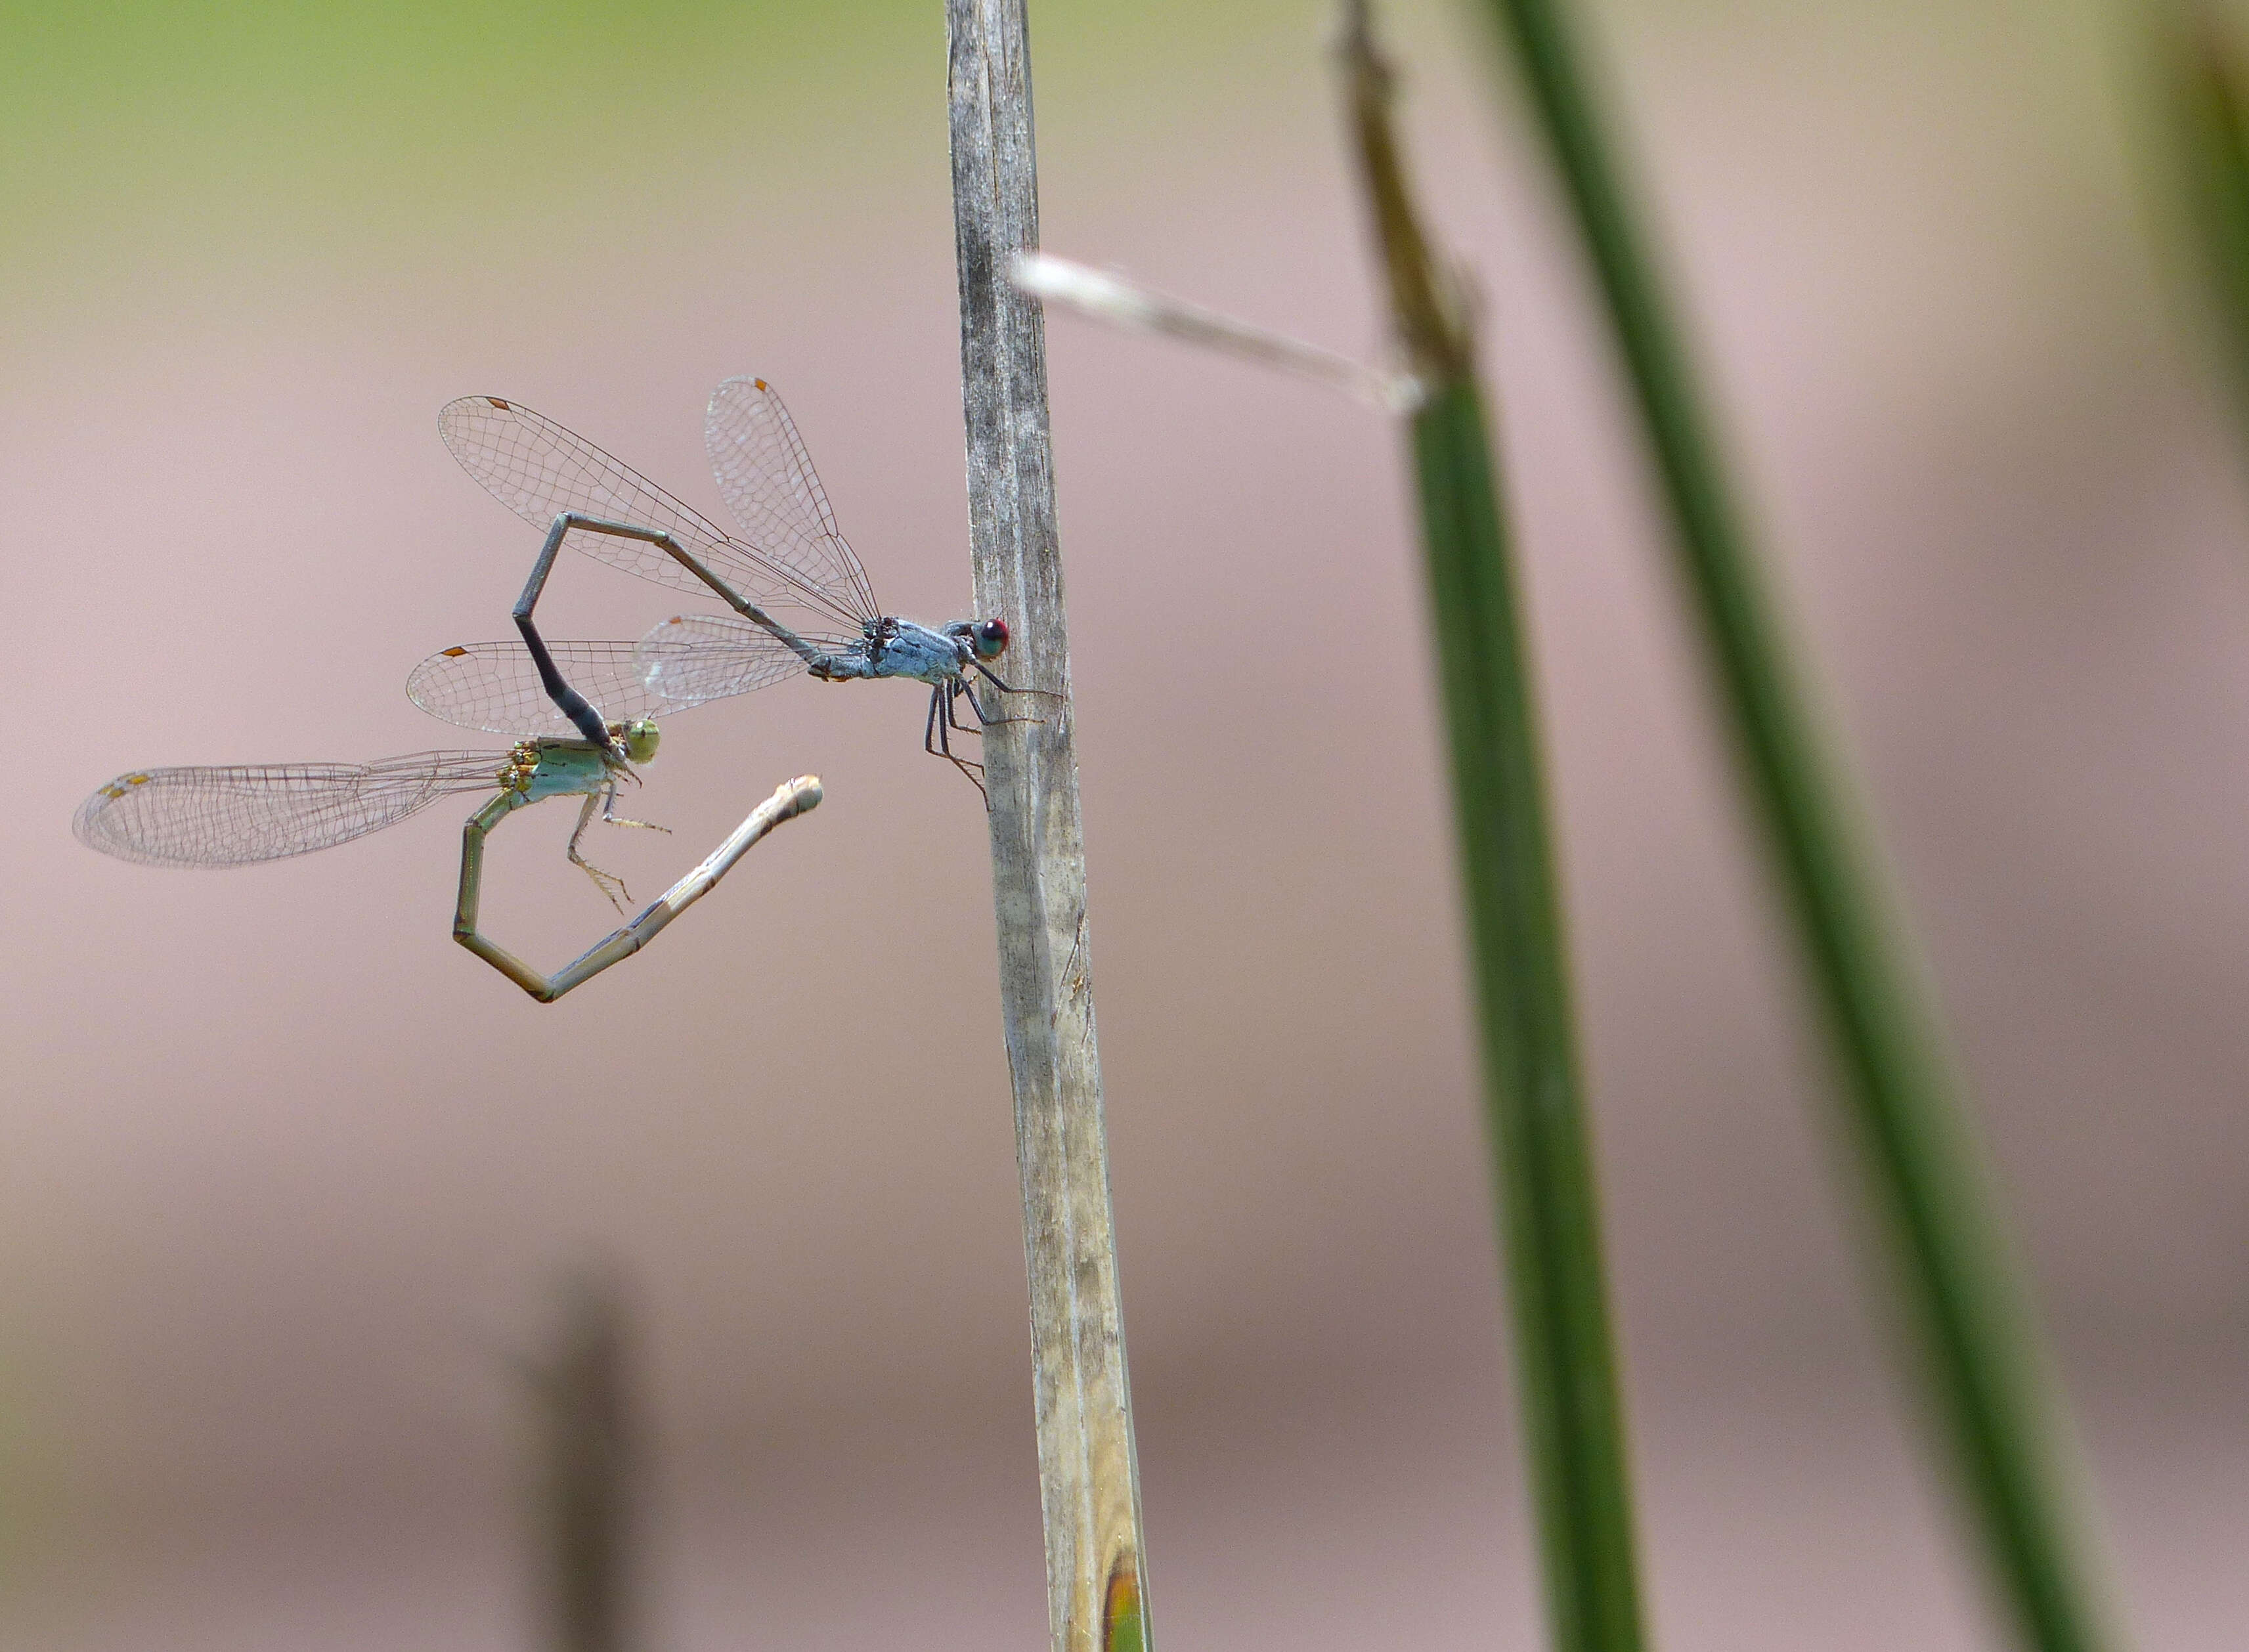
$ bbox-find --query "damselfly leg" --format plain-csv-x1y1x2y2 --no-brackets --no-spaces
558,781,676,911
600,788,670,837
927,674,1066,802
565,791,630,910
927,683,988,798
952,672,1054,735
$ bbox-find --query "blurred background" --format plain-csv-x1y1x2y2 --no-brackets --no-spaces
5,0,2246,1646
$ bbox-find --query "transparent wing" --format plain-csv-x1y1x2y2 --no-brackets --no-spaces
705,377,881,625
635,613,824,708
438,396,853,624
75,751,512,869
408,640,683,739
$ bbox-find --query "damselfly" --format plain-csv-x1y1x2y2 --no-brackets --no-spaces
74,724,823,1001
412,377,1047,791
76,721,668,908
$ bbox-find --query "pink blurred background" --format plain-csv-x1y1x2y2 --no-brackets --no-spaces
5,1,2246,1647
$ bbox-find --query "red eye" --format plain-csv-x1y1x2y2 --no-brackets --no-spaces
974,619,1010,659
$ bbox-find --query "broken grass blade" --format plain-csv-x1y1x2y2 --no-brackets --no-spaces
1011,250,1423,412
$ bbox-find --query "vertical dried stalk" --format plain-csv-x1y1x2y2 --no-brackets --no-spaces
1341,9,1648,1650
2163,5,2249,431
944,4,1152,1651
532,1269,637,1652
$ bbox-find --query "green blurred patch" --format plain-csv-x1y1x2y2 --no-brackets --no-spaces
1,1,929,263
0,0,1300,288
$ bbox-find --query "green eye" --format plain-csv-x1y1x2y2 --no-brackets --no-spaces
622,719,661,763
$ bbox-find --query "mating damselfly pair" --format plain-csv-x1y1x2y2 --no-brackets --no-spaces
408,374,1037,795
76,378,1039,997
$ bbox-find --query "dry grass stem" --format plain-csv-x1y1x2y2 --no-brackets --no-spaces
946,4,1153,1649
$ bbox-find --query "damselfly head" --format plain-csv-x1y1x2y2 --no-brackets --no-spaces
616,718,661,764
972,618,1010,661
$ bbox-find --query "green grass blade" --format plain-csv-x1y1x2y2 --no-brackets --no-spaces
1416,378,1649,1652
1470,3,2120,1648
1343,12,1648,1649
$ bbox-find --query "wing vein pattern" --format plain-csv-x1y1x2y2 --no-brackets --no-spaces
635,613,839,708
76,752,513,868
439,381,879,630
408,640,682,738
705,376,880,624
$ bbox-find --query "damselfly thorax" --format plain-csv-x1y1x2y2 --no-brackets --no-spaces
807,615,1009,685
